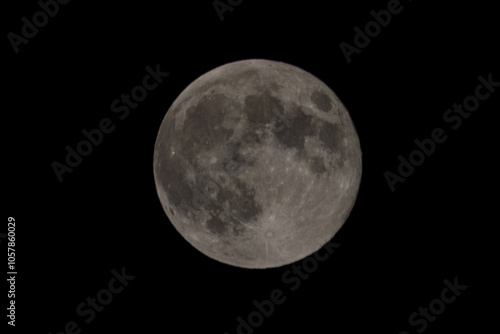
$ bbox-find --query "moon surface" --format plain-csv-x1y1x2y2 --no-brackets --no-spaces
153,59,362,269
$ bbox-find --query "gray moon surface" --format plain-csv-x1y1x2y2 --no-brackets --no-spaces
153,59,362,269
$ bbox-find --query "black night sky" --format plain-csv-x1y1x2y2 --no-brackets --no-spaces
4,1,498,333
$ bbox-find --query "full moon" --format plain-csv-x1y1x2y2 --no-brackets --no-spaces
153,59,362,269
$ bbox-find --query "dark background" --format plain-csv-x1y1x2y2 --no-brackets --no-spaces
4,0,498,333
